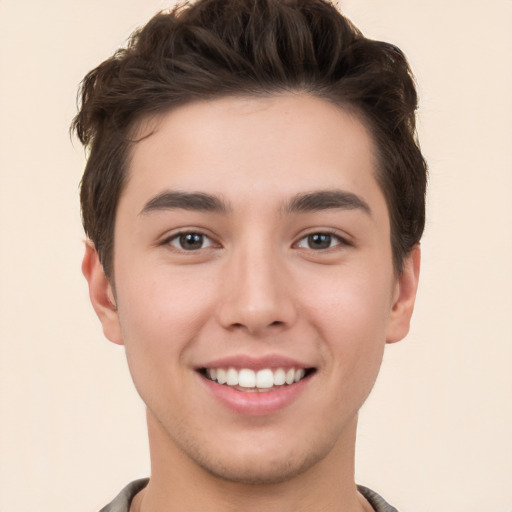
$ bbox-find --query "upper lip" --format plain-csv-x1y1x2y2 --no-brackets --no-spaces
196,354,314,371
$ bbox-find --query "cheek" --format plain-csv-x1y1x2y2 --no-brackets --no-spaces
115,268,213,377
307,261,393,331
305,268,393,381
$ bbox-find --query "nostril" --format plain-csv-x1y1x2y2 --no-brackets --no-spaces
228,320,284,331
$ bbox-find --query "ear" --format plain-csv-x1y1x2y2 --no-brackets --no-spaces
82,241,123,345
386,245,421,344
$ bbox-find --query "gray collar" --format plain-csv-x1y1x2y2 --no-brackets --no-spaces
100,478,399,512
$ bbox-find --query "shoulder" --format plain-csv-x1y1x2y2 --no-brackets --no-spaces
98,479,149,512
357,485,400,512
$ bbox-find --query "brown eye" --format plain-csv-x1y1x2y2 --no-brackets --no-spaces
168,232,213,251
308,233,332,249
296,233,345,250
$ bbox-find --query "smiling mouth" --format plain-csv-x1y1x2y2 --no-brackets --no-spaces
199,367,316,392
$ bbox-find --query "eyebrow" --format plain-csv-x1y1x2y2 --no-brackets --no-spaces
285,190,371,215
139,191,231,215
139,189,371,217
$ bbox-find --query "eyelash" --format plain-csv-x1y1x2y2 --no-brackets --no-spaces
162,230,350,253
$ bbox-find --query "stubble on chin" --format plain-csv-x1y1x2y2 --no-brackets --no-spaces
156,416,342,487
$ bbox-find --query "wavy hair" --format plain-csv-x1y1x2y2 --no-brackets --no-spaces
72,0,427,277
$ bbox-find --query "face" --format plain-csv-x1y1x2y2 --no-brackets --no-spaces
84,95,419,485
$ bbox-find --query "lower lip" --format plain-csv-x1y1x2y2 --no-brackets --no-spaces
199,373,312,416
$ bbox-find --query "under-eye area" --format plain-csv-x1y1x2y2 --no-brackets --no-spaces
198,367,317,392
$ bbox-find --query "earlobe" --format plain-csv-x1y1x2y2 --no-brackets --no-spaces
386,245,421,344
82,241,124,345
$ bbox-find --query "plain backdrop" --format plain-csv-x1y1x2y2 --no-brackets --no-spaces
0,1,511,511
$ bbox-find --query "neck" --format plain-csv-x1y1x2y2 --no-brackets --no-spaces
134,410,369,512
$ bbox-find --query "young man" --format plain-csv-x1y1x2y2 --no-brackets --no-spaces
73,0,426,510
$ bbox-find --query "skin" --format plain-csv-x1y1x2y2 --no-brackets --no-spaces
83,94,420,512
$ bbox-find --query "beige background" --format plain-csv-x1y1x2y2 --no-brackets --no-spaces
1,0,511,510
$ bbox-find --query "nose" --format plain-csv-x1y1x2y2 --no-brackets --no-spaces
215,245,298,336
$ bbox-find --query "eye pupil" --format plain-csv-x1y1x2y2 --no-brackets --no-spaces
308,233,331,249
179,233,203,250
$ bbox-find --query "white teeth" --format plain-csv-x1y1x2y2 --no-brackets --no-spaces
205,367,309,389
274,368,286,386
216,368,227,384
238,369,256,388
255,369,274,388
226,368,238,386
294,368,305,383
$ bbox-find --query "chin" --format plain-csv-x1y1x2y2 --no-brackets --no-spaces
146,388,360,486
166,422,341,486
193,446,330,485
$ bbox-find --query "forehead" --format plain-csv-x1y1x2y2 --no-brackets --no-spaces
122,94,386,218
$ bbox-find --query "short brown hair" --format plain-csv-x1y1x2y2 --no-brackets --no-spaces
72,0,427,277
